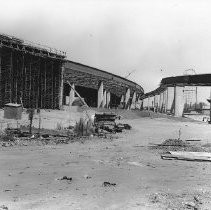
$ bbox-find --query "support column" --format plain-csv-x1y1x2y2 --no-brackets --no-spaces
147,97,150,111
59,65,65,109
102,90,107,108
120,95,124,108
125,88,130,109
151,97,154,110
174,86,184,117
159,93,163,112
106,92,111,108
69,83,75,106
131,91,137,109
120,95,124,102
98,81,103,108
161,92,165,112
163,89,168,113
154,95,159,112
153,96,156,112
166,87,174,113
152,96,155,112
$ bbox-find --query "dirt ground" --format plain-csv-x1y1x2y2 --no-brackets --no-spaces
1,111,211,210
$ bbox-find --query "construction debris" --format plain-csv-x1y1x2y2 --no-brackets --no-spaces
185,139,201,142
158,139,189,147
94,113,131,134
59,176,72,181
149,139,206,152
4,103,22,120
0,205,8,210
84,175,92,179
102,182,116,187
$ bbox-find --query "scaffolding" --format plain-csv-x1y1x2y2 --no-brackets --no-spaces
0,33,66,109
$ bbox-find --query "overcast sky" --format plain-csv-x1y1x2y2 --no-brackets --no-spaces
1,0,211,94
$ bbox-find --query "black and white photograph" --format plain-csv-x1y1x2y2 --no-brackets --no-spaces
1,0,211,209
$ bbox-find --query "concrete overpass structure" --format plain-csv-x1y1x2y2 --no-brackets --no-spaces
63,61,144,109
0,33,144,110
141,74,211,117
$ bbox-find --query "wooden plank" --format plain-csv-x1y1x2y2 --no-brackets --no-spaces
170,151,211,157
66,81,88,107
161,151,211,162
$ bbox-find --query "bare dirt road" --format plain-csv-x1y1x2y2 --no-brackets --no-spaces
1,115,211,209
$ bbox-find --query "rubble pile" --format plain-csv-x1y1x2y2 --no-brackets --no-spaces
150,138,206,152
161,139,189,147
0,127,75,147
94,113,131,135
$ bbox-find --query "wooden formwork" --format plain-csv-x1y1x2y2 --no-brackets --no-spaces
0,48,63,109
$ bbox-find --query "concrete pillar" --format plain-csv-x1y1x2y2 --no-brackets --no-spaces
174,86,184,117
159,93,163,112
136,98,142,110
152,96,156,112
106,92,111,108
98,81,104,108
151,97,154,109
121,95,124,103
153,96,156,112
154,95,159,112
59,65,65,109
69,83,75,106
157,94,160,111
163,89,168,112
147,97,150,111
162,92,165,112
158,94,161,111
166,87,174,113
125,88,130,109
161,92,165,112
131,91,137,109
120,94,125,108
102,90,107,108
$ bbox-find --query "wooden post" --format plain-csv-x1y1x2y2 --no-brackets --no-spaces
0,50,1,106
37,108,41,136
67,81,88,107
51,61,54,109
59,65,64,109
